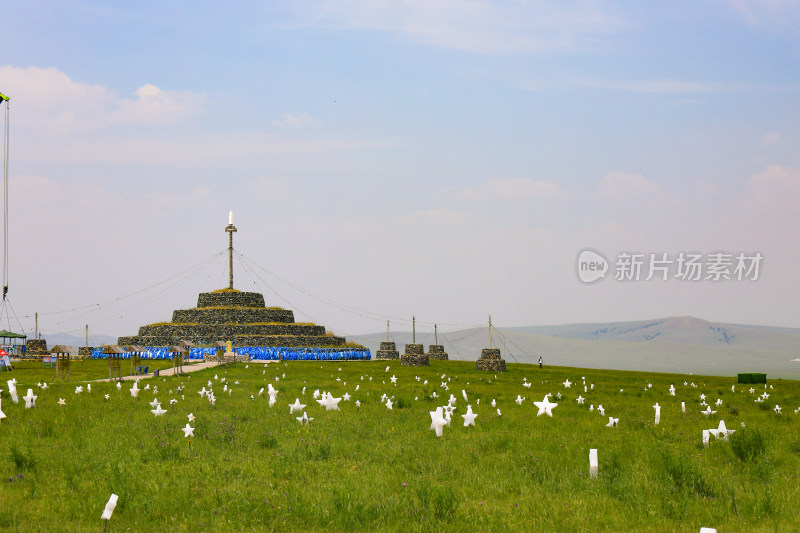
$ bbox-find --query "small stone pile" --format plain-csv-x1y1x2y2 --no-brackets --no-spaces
25,339,49,358
427,344,448,360
476,348,506,372
401,343,429,366
375,341,400,360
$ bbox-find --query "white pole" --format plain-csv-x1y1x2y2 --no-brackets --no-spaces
589,448,598,478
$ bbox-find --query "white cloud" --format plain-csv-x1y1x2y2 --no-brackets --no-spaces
399,208,463,226
0,66,205,135
761,131,782,145
288,0,626,54
746,164,800,209
245,178,293,203
578,78,719,94
273,113,319,128
484,177,564,199
462,177,564,201
599,172,661,200
723,0,800,28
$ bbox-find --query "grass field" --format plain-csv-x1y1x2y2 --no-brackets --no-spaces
0,359,798,531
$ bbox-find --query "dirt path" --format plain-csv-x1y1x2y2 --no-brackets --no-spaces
92,360,273,382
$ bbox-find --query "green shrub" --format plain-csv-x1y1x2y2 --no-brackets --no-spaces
730,428,767,462
9,444,36,471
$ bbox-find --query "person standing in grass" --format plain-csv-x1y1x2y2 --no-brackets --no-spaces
538,356,543,369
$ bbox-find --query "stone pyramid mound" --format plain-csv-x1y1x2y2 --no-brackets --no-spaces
118,289,346,348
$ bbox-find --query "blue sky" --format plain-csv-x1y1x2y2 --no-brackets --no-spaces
1,1,799,341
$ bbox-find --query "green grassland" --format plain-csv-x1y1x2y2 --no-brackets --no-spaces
0,360,798,532
7,358,196,381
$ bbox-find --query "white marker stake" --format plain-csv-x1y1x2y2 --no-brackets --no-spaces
699,528,717,533
101,493,118,530
681,402,685,413
654,405,661,425
702,430,710,448
589,449,598,479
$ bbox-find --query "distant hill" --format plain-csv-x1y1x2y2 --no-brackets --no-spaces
349,316,800,379
33,332,117,351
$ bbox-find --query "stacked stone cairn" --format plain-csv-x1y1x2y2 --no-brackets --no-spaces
476,348,506,372
25,339,49,358
375,341,400,360
118,289,348,348
401,343,429,366
427,344,448,360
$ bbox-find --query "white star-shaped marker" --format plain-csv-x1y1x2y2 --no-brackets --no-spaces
390,375,397,384
576,395,585,404
149,398,160,408
523,382,531,388
187,413,195,422
749,388,755,394
58,398,66,406
23,389,37,409
699,394,706,401
606,417,619,427
151,405,167,416
385,366,390,372
669,385,675,396
268,386,279,407
708,420,734,440
533,394,558,417
182,424,195,438
296,412,313,424
320,392,342,411
701,406,716,416
343,393,351,401
715,398,723,406
563,379,572,388
597,405,605,416
130,383,140,398
104,394,110,400
429,407,447,437
462,405,478,427
289,399,306,414
496,408,502,416
386,399,393,410
774,404,782,414
515,395,524,406
75,386,83,394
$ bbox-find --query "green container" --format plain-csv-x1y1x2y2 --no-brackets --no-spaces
737,373,767,384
